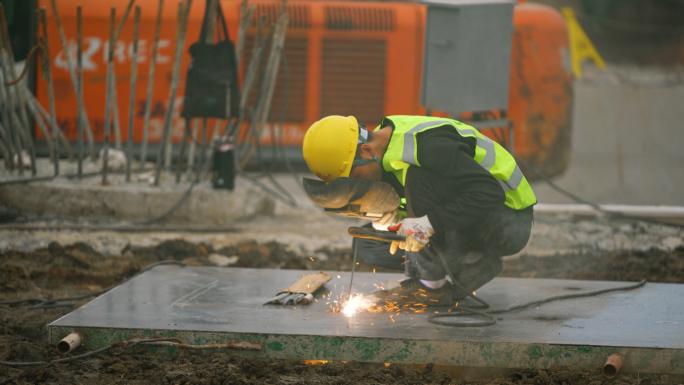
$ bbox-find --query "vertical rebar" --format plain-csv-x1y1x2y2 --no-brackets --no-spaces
177,0,217,183
198,118,208,179
49,0,95,160
0,52,21,174
228,15,267,140
154,0,191,186
236,2,256,71
0,27,18,173
236,0,248,66
126,6,141,182
114,0,136,40
0,121,13,170
241,11,289,167
23,87,74,159
111,69,122,151
222,3,254,137
76,5,83,177
38,7,59,176
207,0,222,167
23,88,67,157
140,0,164,169
0,4,35,175
102,7,116,186
0,123,10,169
254,6,288,133
22,89,53,162
186,118,199,181
177,116,190,183
108,1,137,152
109,0,135,151
164,131,172,171
176,117,189,183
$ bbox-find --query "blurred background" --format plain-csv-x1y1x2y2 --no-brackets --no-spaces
0,0,683,219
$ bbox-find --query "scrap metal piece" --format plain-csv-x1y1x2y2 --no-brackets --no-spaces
264,271,332,306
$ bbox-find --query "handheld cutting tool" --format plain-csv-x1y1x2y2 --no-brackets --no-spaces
303,177,405,299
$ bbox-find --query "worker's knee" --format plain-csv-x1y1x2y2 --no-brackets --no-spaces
481,206,534,257
499,207,534,255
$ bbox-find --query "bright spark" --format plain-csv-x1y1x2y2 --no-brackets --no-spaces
342,294,375,316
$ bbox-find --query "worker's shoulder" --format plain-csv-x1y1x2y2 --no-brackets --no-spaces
416,126,476,161
416,126,472,145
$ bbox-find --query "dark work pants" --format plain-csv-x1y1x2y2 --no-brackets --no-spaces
356,167,534,281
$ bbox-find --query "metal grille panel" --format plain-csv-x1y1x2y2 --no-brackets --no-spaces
320,39,386,125
325,6,396,31
242,36,308,123
252,3,311,29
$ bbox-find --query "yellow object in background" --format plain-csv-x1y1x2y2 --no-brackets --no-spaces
562,7,606,79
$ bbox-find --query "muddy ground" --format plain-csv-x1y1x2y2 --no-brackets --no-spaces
0,237,683,384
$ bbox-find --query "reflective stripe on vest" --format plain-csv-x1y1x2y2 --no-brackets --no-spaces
382,116,536,210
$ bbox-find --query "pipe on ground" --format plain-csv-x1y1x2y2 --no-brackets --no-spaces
56,332,83,355
534,203,684,226
602,353,624,378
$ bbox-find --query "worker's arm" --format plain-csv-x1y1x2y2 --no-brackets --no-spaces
413,130,506,234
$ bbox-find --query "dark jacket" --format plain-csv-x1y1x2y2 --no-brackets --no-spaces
380,126,507,234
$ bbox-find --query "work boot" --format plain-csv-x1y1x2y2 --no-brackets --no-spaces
374,278,453,306
451,254,503,300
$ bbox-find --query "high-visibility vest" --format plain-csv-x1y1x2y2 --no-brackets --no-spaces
378,115,537,210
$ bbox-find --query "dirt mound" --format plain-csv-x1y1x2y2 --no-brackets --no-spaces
502,247,684,283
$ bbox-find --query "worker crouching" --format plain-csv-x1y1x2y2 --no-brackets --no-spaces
303,115,536,306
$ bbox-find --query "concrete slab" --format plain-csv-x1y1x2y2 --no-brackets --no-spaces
0,166,276,225
49,267,684,374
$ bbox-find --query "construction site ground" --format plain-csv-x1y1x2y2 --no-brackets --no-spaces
1,168,684,384
1,65,684,383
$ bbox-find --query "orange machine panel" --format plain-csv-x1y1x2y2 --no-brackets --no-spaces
37,0,571,173
36,0,425,147
36,0,240,144
508,1,573,176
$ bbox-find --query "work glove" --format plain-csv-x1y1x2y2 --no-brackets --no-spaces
372,209,406,231
390,215,435,254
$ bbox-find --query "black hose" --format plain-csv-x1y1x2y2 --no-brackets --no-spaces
1,346,112,367
467,119,680,227
426,244,646,327
0,338,182,367
513,155,605,212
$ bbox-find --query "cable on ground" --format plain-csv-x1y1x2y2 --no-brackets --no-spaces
2,338,182,367
480,122,680,227
426,244,646,327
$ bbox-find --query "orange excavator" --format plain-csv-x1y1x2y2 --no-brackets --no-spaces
35,0,572,177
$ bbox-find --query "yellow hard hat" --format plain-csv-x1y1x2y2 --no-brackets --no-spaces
303,115,359,183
